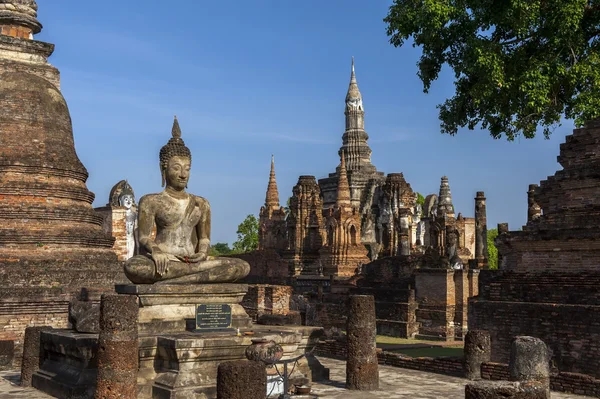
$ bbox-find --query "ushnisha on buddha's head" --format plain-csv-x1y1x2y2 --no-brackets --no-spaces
159,116,192,190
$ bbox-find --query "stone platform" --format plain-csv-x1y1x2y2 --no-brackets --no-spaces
31,283,327,399
114,284,253,334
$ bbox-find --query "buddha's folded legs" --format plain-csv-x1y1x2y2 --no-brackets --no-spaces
124,255,250,284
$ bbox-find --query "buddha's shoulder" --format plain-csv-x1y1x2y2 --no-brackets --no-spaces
138,193,162,207
192,195,210,209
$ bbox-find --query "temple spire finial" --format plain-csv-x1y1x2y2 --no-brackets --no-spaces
172,115,181,139
265,155,280,208
336,153,351,207
0,0,42,39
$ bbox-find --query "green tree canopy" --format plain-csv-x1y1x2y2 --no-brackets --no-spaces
416,192,425,205
209,242,233,256
487,228,499,269
232,214,259,253
384,0,600,140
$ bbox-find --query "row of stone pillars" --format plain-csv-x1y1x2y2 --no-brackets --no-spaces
464,330,551,398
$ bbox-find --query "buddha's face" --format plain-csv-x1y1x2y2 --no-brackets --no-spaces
165,156,191,191
119,194,134,209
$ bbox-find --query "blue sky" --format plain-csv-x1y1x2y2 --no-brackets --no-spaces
36,1,574,244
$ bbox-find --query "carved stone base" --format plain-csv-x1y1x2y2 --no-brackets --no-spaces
115,284,253,334
32,325,327,399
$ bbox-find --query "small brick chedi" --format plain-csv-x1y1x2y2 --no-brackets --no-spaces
470,119,600,378
0,0,123,366
259,58,483,277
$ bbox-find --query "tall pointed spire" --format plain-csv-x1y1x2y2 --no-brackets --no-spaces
265,154,280,208
437,176,455,217
345,56,362,111
336,153,351,207
338,57,376,175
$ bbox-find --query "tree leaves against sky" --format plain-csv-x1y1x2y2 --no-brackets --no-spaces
385,0,600,140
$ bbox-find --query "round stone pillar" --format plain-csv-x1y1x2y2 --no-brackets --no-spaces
217,360,266,399
346,295,379,390
464,330,491,380
20,326,52,387
94,295,139,399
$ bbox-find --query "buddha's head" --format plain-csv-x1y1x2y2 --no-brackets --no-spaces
159,116,192,189
119,193,135,209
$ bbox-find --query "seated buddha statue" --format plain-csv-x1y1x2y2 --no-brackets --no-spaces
124,117,250,284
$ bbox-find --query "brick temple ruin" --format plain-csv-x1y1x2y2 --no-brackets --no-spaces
258,59,486,277
0,0,125,368
470,119,600,379
239,60,490,340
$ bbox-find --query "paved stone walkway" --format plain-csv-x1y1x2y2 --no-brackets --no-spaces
311,358,594,399
0,358,594,398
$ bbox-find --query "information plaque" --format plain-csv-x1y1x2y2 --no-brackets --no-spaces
194,304,233,332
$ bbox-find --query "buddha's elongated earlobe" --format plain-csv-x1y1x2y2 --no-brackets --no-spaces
161,170,166,187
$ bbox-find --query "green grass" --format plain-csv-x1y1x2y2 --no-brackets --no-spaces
375,335,427,345
388,346,464,358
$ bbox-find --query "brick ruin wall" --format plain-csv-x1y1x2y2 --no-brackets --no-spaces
471,270,600,379
501,242,600,273
469,299,600,378
241,285,292,321
0,300,69,369
95,207,130,261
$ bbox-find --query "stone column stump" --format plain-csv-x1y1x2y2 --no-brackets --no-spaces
216,360,266,399
20,326,52,387
465,336,550,399
95,294,139,399
509,336,550,385
464,330,491,380
346,295,379,390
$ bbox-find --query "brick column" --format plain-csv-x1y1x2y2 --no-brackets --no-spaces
217,360,266,399
474,192,488,269
464,330,491,380
95,295,139,399
346,295,378,390
20,326,52,387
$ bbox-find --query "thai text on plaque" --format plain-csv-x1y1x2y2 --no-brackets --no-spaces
195,304,232,331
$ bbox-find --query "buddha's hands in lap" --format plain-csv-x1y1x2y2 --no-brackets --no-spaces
152,251,170,277
176,252,208,263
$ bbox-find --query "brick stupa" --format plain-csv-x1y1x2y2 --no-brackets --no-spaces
470,119,600,378
0,0,124,366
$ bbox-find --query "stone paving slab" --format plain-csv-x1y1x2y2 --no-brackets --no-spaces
0,371,51,399
0,358,595,398
310,357,594,399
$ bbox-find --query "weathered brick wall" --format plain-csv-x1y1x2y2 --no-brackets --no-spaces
241,284,292,321
231,249,290,284
479,271,600,305
415,269,456,339
481,362,600,397
0,302,69,368
95,206,131,261
500,240,600,273
353,286,419,338
469,299,600,378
